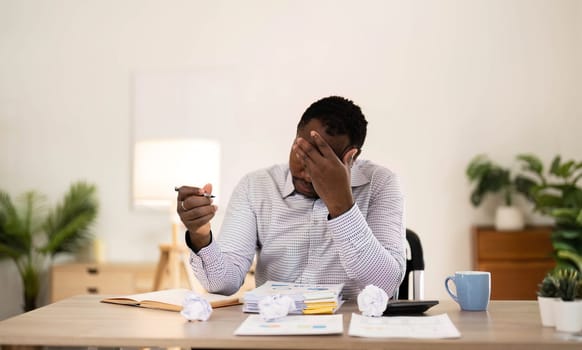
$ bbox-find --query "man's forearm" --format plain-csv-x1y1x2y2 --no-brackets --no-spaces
329,204,406,297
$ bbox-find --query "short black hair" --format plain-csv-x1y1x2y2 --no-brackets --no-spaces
297,96,368,150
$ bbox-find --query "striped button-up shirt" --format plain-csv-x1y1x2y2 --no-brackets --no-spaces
188,159,406,300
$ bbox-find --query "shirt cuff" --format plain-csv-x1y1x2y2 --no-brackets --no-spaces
327,203,356,221
184,230,213,253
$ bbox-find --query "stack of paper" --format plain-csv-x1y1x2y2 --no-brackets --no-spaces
242,281,344,315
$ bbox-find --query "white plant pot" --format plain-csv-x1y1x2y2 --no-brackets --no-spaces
537,296,558,327
494,206,525,231
554,299,582,333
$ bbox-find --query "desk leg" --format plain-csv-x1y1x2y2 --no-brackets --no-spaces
152,249,169,290
168,249,180,288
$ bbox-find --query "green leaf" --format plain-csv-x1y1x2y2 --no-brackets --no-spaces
558,161,576,178
556,251,582,273
552,229,582,240
0,191,29,260
534,193,564,212
552,229,582,243
466,155,492,180
553,241,577,252
517,154,544,175
480,168,511,192
41,182,98,257
563,187,582,207
0,243,24,261
514,175,537,200
42,212,96,255
550,209,579,221
550,155,562,176
466,155,513,206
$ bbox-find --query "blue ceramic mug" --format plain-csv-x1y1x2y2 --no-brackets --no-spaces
445,271,491,311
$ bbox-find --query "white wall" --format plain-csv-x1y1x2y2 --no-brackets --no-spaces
1,0,581,319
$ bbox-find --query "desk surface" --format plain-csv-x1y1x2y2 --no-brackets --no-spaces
0,295,580,350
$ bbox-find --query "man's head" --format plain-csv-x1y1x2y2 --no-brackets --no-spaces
289,96,368,198
297,96,368,153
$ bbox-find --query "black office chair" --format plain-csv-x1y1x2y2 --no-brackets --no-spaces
397,228,425,300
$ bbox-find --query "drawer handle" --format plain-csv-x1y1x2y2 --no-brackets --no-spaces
87,287,99,294
87,267,99,274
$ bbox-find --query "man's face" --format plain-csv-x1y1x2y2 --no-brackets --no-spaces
289,119,352,198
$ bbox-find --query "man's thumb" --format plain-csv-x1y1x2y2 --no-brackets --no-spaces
203,183,213,195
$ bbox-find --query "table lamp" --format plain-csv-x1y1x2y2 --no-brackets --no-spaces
133,138,220,290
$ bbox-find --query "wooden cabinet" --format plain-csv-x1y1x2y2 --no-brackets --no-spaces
472,226,555,300
51,262,156,302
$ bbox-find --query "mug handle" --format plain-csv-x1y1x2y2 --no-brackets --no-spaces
444,276,458,302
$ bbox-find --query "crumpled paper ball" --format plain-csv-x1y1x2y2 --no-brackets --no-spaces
357,285,388,317
258,295,296,322
180,291,213,322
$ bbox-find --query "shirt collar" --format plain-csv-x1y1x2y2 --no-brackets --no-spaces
282,160,371,198
283,170,295,198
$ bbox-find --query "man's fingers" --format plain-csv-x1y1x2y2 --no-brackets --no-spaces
293,138,309,162
176,186,205,201
310,131,335,158
179,196,214,212
294,136,323,163
186,212,216,229
181,204,217,222
176,184,217,234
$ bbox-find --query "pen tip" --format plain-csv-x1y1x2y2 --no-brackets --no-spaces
174,186,179,191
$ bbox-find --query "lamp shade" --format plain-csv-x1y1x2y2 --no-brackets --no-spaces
133,138,221,208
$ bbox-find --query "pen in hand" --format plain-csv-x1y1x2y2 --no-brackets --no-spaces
174,186,216,198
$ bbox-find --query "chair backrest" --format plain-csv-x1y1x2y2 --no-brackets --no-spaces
397,228,425,300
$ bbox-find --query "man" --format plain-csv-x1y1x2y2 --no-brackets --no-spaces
176,96,406,299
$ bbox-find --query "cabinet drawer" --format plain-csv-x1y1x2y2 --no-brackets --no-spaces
51,263,155,302
52,269,134,299
474,226,553,260
477,261,555,300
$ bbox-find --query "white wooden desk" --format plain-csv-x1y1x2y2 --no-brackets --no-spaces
0,295,580,349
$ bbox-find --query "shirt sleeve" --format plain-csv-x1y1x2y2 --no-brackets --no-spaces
184,230,213,253
327,170,406,298
187,175,256,295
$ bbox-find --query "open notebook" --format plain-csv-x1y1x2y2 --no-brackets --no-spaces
101,288,241,312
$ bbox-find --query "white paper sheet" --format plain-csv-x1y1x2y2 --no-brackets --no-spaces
348,313,461,339
234,314,343,336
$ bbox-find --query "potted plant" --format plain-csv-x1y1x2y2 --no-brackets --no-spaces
516,154,582,272
537,272,559,327
0,181,98,311
553,268,582,333
466,154,531,230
